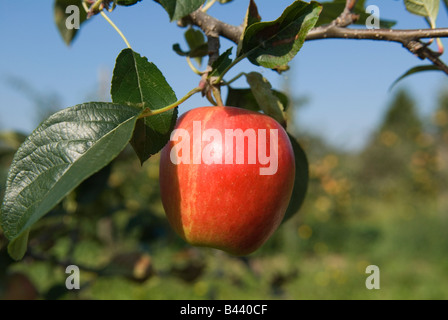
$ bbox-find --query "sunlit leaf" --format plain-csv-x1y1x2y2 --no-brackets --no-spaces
0,103,142,260
404,0,439,28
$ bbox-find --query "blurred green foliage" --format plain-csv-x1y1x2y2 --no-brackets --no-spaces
1,87,448,300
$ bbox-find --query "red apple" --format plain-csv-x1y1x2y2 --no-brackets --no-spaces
159,106,295,255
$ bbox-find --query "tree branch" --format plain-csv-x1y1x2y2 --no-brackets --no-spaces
406,41,448,74
207,34,220,67
182,7,448,76
180,9,242,44
184,8,448,51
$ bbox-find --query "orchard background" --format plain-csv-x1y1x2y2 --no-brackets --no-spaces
1,0,448,299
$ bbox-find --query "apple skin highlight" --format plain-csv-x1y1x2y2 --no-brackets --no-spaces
159,106,296,255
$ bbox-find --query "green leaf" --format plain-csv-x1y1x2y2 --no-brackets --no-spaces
185,28,205,52
273,90,289,111
226,88,261,112
210,48,233,78
111,49,178,164
404,0,439,28
172,43,208,58
389,65,442,90
237,0,262,56
240,0,322,72
226,87,289,112
243,0,262,30
246,72,287,127
316,0,395,28
315,0,349,26
186,28,207,65
282,134,309,223
172,44,190,56
0,103,142,253
54,0,88,45
173,28,208,64
7,229,30,261
117,0,143,6
218,0,233,3
156,0,206,21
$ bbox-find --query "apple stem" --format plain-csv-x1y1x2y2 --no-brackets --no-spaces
212,87,224,106
138,87,202,119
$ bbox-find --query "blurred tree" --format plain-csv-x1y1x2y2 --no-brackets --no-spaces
432,90,448,208
358,89,433,196
379,89,423,138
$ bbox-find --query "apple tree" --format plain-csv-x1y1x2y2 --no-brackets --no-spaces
1,0,448,262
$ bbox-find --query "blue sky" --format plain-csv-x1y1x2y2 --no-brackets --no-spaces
1,0,448,151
